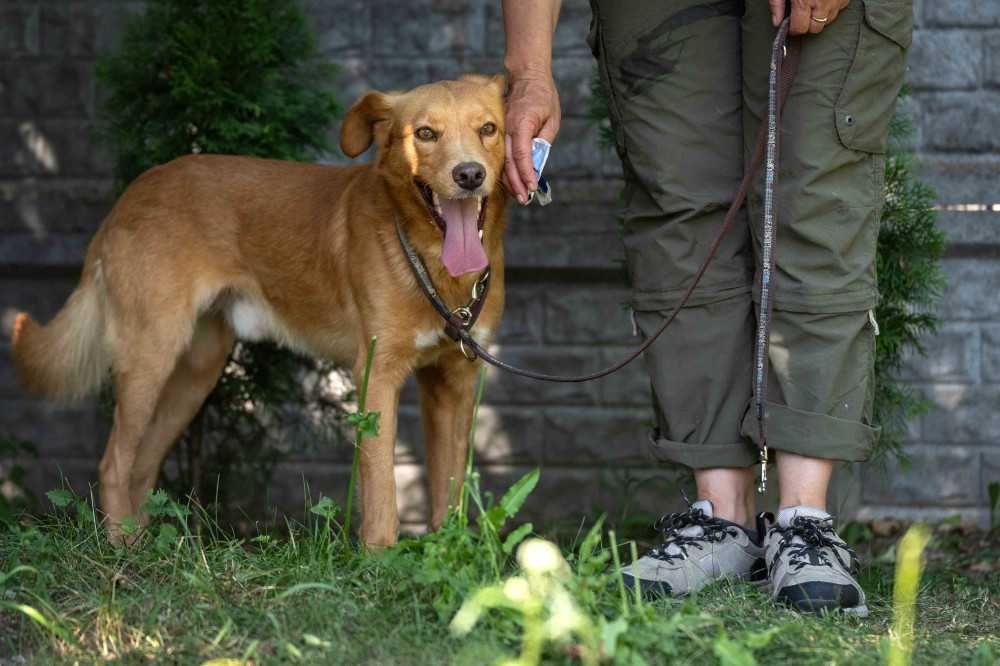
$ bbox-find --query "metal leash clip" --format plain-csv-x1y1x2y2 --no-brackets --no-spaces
757,445,769,494
471,270,489,301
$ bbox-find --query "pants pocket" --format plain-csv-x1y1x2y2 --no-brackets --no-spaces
834,0,913,153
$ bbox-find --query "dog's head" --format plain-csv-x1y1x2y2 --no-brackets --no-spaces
340,74,506,278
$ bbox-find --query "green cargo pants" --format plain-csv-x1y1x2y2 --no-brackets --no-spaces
588,0,912,467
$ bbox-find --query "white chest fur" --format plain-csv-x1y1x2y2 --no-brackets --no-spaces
414,325,492,351
227,298,312,354
414,328,446,350
229,300,273,340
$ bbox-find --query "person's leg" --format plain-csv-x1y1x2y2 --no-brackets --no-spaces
590,0,765,599
775,451,833,511
695,467,755,527
741,0,913,614
589,0,758,525
740,0,914,470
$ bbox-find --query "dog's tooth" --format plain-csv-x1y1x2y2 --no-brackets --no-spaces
432,191,441,214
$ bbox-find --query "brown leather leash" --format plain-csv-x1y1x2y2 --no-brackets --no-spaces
398,20,801,489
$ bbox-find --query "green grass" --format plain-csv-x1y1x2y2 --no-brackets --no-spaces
1,479,997,665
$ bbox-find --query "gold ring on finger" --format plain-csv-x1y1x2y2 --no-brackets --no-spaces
811,15,829,23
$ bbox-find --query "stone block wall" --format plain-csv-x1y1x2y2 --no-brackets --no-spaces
858,0,1000,526
1,0,997,529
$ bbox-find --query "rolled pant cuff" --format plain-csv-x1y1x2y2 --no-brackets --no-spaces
740,400,880,462
646,429,760,469
750,285,878,314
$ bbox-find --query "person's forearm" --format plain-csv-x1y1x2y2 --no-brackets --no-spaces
502,0,561,77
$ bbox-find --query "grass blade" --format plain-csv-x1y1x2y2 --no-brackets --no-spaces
608,530,629,618
887,524,931,666
459,365,488,525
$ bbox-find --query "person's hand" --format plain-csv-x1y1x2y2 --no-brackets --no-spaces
503,72,561,205
769,0,850,35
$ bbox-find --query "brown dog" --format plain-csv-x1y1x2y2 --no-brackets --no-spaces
11,74,508,547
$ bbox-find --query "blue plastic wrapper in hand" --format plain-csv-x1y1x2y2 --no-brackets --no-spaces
527,137,552,206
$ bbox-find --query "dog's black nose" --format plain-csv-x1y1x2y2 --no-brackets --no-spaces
452,162,486,190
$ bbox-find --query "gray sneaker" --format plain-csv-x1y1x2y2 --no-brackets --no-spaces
765,506,869,617
621,500,766,599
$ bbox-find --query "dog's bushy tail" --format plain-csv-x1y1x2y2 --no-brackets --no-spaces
11,272,110,403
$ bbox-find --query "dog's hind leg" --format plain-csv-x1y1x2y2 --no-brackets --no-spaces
416,354,481,531
129,314,234,516
99,332,184,540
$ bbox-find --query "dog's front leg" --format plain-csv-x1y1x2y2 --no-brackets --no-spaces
355,362,405,549
416,354,481,531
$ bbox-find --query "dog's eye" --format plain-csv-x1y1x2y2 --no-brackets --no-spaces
415,127,437,141
480,122,497,137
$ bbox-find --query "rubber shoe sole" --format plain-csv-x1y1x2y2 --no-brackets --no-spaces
776,581,869,618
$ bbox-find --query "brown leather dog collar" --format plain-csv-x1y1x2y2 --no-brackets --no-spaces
395,218,490,357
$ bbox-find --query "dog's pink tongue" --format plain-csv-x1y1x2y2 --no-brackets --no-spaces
439,197,487,277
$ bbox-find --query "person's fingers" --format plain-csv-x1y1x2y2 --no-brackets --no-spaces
504,134,528,204
768,0,785,26
510,119,539,192
500,169,514,199
501,75,559,203
825,4,843,25
789,2,812,35
808,0,844,33
537,112,560,145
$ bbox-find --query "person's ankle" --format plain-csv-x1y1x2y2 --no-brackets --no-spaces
694,467,756,529
777,499,827,514
701,496,753,529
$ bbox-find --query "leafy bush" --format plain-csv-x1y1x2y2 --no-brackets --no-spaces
95,0,346,520
588,78,945,462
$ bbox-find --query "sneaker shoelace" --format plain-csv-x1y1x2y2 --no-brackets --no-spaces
648,507,740,564
770,516,858,574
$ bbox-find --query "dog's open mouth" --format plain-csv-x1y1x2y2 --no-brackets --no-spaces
415,179,488,278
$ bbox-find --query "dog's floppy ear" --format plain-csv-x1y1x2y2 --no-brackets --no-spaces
461,73,507,96
340,91,394,158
